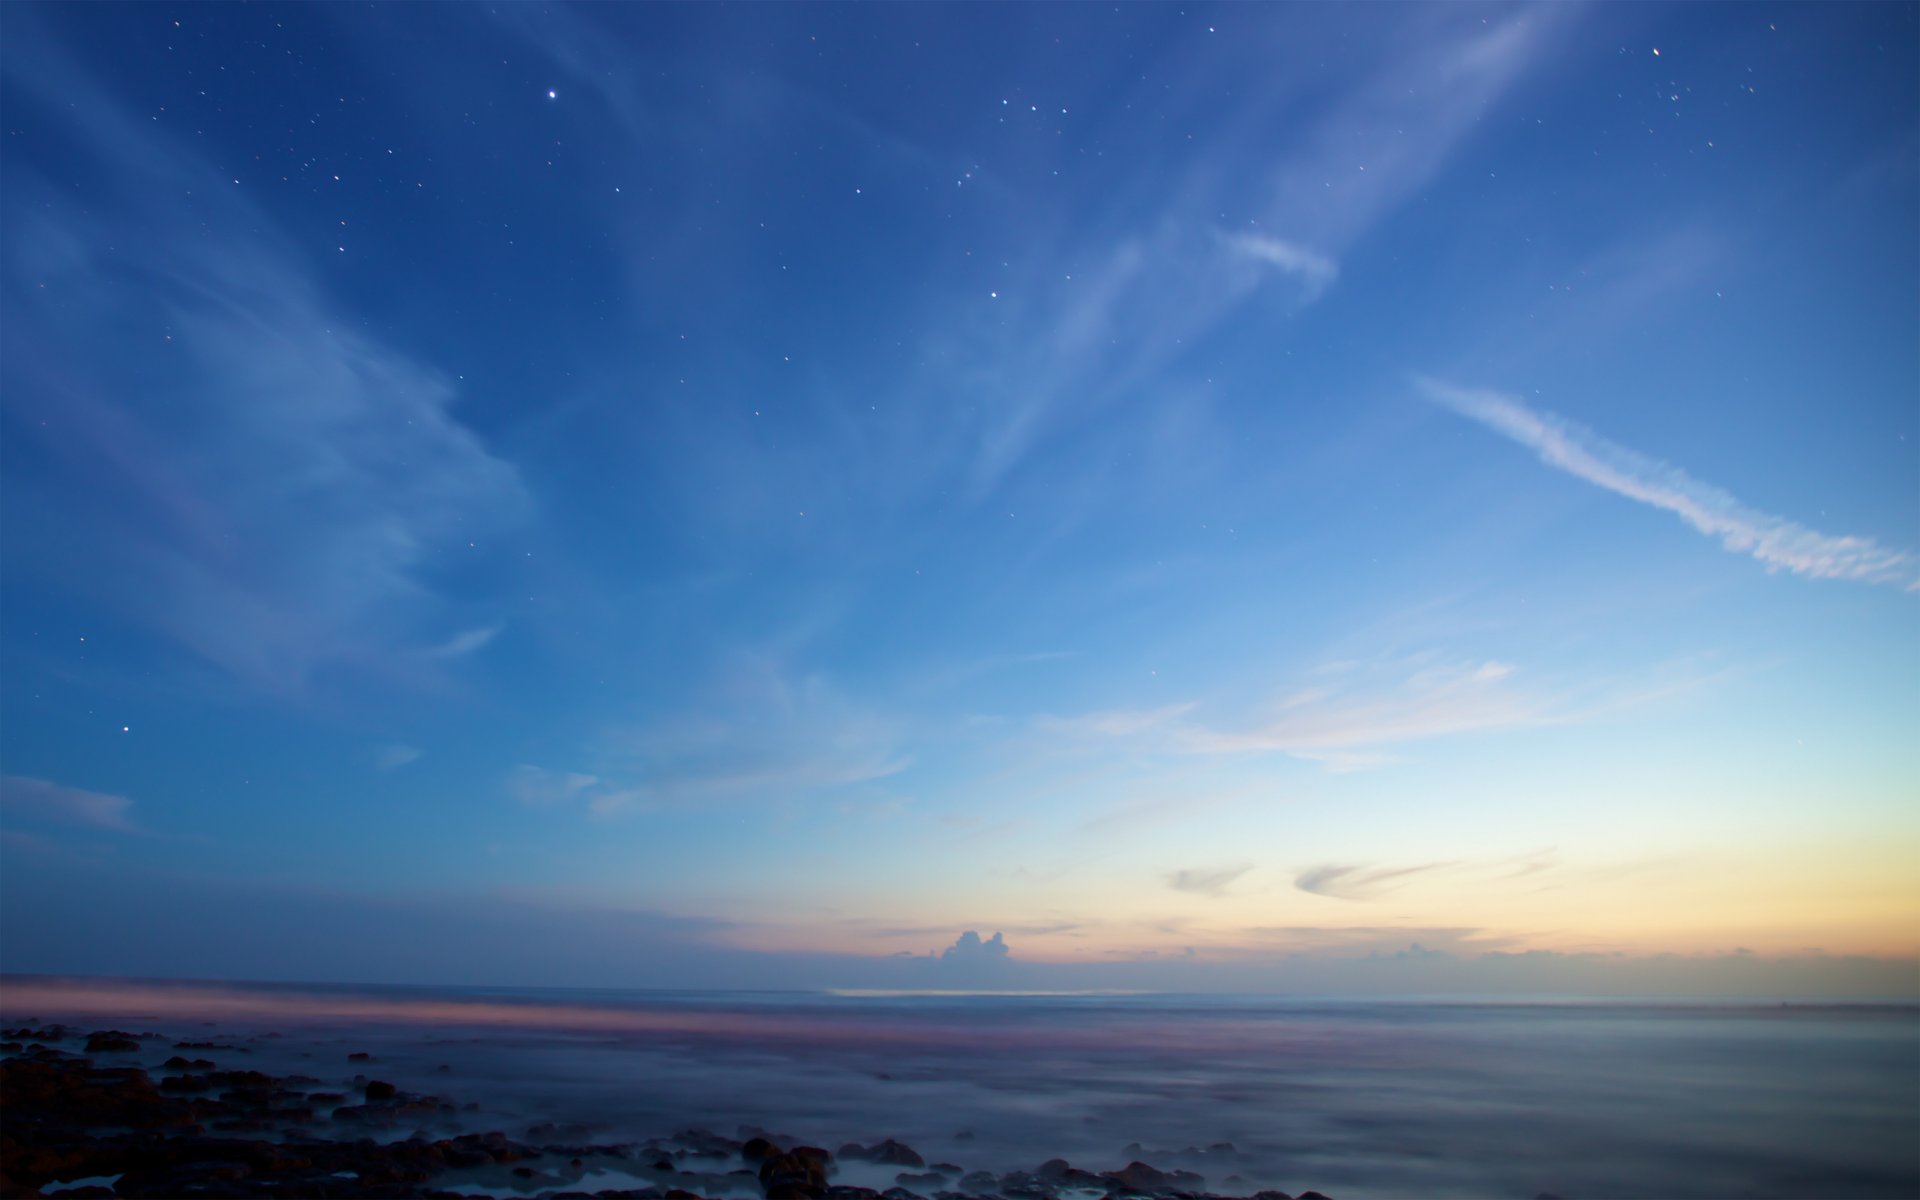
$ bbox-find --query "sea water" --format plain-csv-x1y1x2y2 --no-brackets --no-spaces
2,978,1915,1200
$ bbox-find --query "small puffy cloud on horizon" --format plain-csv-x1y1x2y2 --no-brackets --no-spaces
941,930,1011,963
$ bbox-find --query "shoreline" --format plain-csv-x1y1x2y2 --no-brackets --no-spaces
0,1022,1337,1200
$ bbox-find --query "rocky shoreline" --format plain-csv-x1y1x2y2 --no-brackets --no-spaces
0,1024,1337,1200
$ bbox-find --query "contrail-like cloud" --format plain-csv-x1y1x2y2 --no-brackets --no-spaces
1419,378,1919,590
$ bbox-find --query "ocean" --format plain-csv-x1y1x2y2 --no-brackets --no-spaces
3,977,1916,1199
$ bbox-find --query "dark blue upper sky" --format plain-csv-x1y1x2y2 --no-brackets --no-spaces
2,2,1915,992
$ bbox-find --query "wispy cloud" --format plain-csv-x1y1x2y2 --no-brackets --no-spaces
1295,862,1451,901
0,776,137,833
505,766,604,809
1038,657,1557,770
1220,231,1338,298
519,655,911,817
0,22,526,693
426,625,503,660
375,745,423,772
1420,378,1920,590
1167,864,1254,899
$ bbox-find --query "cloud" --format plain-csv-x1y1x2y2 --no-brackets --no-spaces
0,21,527,693
1220,232,1338,297
940,930,1011,964
582,654,912,814
426,625,503,660
0,776,137,833
1420,378,1920,590
505,766,602,808
375,745,422,772
1167,864,1254,899
1296,862,1449,901
1043,657,1559,770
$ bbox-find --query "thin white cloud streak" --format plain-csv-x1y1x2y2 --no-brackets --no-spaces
375,745,423,772
1220,231,1339,298
1420,379,1920,590
517,655,912,818
427,625,504,659
1039,659,1550,768
0,776,137,833
957,6,1571,493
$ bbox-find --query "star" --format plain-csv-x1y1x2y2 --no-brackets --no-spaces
547,89,558,100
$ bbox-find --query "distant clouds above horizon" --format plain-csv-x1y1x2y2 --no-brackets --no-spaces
1,1,1915,993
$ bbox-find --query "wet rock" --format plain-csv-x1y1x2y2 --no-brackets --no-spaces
895,1171,948,1187
742,1136,783,1163
958,1171,999,1192
1034,1159,1108,1190
83,1033,141,1054
760,1148,830,1198
1296,1192,1335,1200
842,1139,924,1168
1100,1161,1204,1196
363,1079,396,1101
1250,1192,1295,1200
163,1055,217,1071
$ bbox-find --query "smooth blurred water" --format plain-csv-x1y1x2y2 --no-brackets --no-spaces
4,979,1916,1199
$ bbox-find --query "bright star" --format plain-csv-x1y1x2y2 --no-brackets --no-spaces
547,89,557,100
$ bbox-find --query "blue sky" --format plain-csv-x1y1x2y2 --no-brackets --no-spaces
2,2,1915,994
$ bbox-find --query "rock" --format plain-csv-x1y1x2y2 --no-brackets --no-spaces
163,1056,216,1071
1034,1159,1108,1190
742,1136,784,1163
842,1139,923,1168
958,1171,999,1192
363,1080,396,1101
760,1148,830,1198
1101,1161,1204,1196
1250,1192,1295,1200
348,1052,372,1062
84,1034,141,1053
1297,1193,1335,1200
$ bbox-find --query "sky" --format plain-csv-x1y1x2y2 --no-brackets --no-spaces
1,2,1916,996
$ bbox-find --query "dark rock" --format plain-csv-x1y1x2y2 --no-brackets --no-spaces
958,1171,999,1192
760,1148,830,1198
843,1139,923,1168
348,1052,373,1062
1250,1192,1296,1200
1101,1162,1204,1196
163,1055,217,1071
742,1136,783,1163
929,1162,963,1174
84,1034,141,1053
363,1079,396,1101
1296,1193,1335,1200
